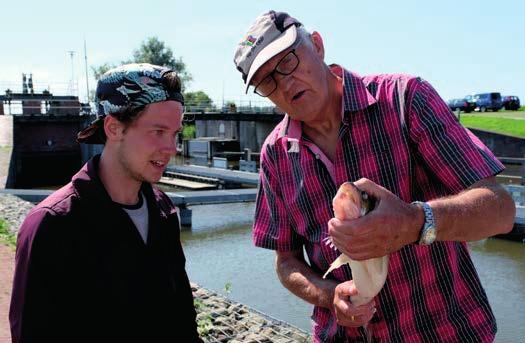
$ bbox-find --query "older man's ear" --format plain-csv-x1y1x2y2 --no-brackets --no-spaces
310,31,325,59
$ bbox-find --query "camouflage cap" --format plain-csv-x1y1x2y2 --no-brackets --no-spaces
234,11,301,93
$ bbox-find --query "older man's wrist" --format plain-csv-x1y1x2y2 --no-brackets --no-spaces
320,281,338,311
408,202,426,244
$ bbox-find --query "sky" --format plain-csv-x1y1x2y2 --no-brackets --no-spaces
0,0,524,108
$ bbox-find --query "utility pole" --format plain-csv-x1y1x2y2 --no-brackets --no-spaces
222,79,225,109
83,39,90,103
67,50,76,95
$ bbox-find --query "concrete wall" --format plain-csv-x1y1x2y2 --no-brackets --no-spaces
238,121,277,151
80,144,104,164
469,128,525,158
196,120,239,139
0,113,104,188
239,121,256,151
7,116,94,188
78,115,103,163
196,120,278,152
0,116,13,147
14,119,83,152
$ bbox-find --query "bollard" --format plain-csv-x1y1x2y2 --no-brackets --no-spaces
179,206,192,228
244,148,252,162
521,158,525,184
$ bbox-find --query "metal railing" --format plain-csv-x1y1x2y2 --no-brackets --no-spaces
183,98,281,115
1,98,280,116
1,77,280,115
0,81,77,97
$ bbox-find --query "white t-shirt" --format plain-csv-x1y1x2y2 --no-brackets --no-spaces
122,193,149,243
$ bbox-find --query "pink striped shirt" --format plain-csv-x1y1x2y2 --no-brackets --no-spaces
253,65,503,342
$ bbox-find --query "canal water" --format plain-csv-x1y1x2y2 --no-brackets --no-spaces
181,202,525,342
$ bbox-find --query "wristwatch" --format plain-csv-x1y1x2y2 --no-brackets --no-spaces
412,201,437,245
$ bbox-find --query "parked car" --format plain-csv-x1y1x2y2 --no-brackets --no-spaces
447,98,474,113
502,95,520,111
463,95,477,112
467,92,503,112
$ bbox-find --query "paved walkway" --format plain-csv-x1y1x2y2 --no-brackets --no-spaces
0,116,13,189
0,244,14,342
0,147,12,190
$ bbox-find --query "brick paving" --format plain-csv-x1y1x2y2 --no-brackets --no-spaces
0,244,14,343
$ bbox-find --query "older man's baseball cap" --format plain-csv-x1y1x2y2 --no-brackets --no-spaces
234,10,302,93
77,63,184,144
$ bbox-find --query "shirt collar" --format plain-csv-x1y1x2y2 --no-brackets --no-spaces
73,154,155,208
278,65,377,140
333,65,377,112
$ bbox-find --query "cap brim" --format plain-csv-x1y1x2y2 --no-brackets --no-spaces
77,117,106,144
244,25,298,93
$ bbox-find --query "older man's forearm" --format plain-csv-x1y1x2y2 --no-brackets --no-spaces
430,178,515,242
276,250,338,310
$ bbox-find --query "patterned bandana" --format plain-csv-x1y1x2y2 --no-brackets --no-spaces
77,63,184,144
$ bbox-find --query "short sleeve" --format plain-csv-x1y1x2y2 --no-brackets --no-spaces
252,144,304,251
407,78,504,193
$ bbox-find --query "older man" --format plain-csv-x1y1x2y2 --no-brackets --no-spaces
234,10,515,342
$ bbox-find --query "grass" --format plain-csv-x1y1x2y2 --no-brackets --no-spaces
468,109,525,120
0,218,16,248
460,115,525,138
193,298,213,336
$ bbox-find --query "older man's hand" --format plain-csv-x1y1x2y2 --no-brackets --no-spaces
328,178,424,261
333,281,376,327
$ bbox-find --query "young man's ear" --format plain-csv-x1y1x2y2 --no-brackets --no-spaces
103,116,125,142
310,31,325,60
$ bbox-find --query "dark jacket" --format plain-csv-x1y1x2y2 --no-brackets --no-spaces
10,155,201,342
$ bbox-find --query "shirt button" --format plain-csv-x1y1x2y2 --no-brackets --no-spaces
315,154,320,159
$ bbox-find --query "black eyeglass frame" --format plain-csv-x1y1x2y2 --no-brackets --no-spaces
253,49,300,97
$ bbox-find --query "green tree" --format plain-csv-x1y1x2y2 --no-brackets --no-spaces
132,37,192,88
184,90,215,111
92,37,192,90
91,62,116,81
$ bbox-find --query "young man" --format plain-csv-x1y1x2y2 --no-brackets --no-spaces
234,11,515,342
10,63,201,342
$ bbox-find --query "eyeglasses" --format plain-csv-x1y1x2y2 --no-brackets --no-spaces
253,50,300,97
